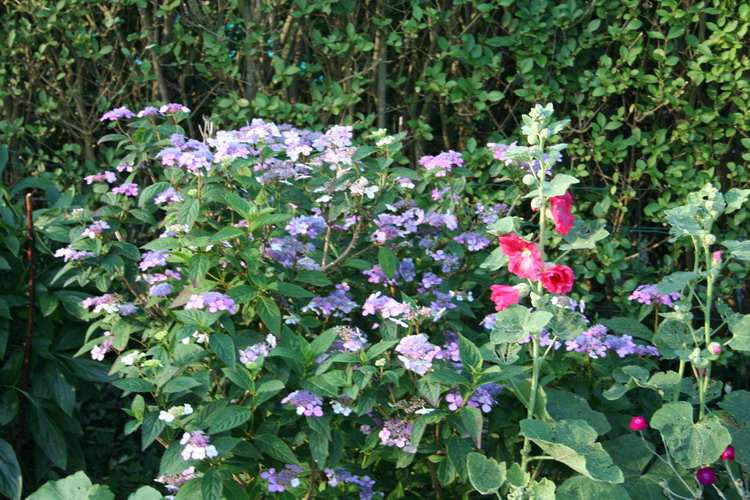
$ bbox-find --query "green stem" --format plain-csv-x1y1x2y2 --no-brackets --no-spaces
698,242,714,420
521,336,541,473
672,360,684,402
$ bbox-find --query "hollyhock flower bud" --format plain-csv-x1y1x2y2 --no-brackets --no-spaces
629,416,648,431
550,191,575,235
539,265,575,294
490,285,521,311
708,342,722,355
696,467,716,486
721,445,736,461
712,251,722,263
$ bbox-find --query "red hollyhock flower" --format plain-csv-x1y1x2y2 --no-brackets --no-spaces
539,265,575,294
628,416,648,431
498,234,543,280
550,191,575,235
721,445,736,461
490,285,520,311
696,467,716,486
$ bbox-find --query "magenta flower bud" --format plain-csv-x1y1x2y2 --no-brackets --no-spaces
712,250,722,263
696,467,716,485
708,342,722,355
629,416,648,431
721,445,736,461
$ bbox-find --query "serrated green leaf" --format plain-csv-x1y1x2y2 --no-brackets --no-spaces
208,405,251,434
256,296,281,333
255,434,299,465
378,246,398,279
210,333,237,369
466,453,505,494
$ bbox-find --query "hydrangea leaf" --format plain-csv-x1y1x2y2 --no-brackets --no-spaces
0,438,21,500
466,452,505,494
519,419,624,483
208,406,251,434
377,246,398,279
650,401,731,468
210,333,237,369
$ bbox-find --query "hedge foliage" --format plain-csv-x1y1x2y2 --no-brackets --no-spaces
1,0,749,307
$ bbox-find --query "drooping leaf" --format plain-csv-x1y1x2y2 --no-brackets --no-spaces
650,401,731,469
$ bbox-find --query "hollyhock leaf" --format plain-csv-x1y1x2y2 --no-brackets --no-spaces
506,377,551,421
490,305,530,344
127,486,163,500
27,471,113,500
650,401,731,468
718,391,750,467
528,311,553,333
528,478,556,500
545,389,611,435
726,313,750,352
486,216,522,236
654,320,692,361
656,271,700,295
556,475,629,500
520,419,624,483
466,453,505,494
479,247,508,271
725,188,750,214
560,220,609,250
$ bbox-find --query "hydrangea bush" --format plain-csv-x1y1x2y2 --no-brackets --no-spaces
49,103,750,499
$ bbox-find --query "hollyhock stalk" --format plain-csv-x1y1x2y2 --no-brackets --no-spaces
521,145,549,474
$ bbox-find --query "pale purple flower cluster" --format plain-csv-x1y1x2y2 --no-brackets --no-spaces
430,291,457,312
185,292,238,314
81,220,110,238
100,106,135,121
362,292,412,322
417,272,442,293
160,103,190,114
139,250,170,271
154,187,183,204
418,150,463,177
395,334,442,375
423,212,459,230
238,334,277,364
137,106,163,118
378,418,416,453
313,125,353,150
429,249,460,272
431,186,451,201
317,326,368,363
264,236,317,269
82,293,121,314
303,283,358,316
179,431,218,461
281,390,324,417
565,324,659,359
454,232,491,251
54,246,95,262
156,134,214,175
84,171,116,184
116,162,135,172
445,384,504,413
90,331,113,361
118,303,137,316
261,464,302,492
155,467,201,496
149,283,173,297
141,269,181,284
628,284,681,307
324,468,384,500
487,141,517,165
474,202,510,225
286,215,328,238
371,208,426,242
362,264,398,285
112,182,139,197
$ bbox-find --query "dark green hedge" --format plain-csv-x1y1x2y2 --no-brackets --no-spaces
1,0,749,307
